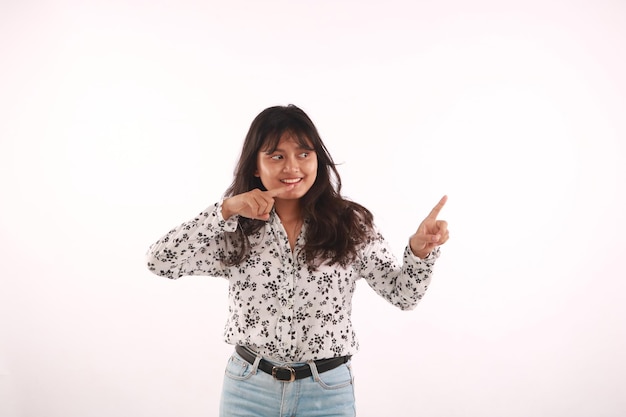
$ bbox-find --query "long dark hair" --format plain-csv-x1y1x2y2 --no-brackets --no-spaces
223,104,374,268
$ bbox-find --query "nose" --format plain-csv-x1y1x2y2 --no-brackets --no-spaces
283,155,299,172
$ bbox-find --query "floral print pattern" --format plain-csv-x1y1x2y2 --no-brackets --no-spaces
146,201,439,362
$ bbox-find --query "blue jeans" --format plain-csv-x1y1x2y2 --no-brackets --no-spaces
219,350,356,417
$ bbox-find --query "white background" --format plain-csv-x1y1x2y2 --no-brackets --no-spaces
1,0,625,416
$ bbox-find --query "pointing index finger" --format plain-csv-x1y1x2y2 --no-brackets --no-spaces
427,195,448,219
267,183,296,197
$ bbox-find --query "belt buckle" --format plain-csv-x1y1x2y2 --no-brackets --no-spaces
272,365,296,382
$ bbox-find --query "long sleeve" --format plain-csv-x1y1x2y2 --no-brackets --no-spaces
145,209,440,360
358,230,439,311
146,201,240,279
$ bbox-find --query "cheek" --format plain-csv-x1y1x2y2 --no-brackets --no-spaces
307,164,319,184
307,157,319,173
255,161,271,178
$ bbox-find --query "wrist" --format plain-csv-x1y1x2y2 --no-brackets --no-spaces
221,199,233,220
409,239,430,259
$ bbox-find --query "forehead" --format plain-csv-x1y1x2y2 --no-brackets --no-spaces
260,131,314,152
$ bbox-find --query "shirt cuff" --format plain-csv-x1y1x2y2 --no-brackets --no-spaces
214,200,239,232
405,245,440,267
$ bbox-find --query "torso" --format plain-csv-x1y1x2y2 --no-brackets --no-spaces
282,219,303,252
273,200,303,253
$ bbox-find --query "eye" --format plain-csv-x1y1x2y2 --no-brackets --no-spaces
271,154,283,160
299,152,310,158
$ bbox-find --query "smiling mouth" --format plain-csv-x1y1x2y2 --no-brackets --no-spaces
280,178,302,184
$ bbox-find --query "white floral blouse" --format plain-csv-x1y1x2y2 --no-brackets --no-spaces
146,201,439,362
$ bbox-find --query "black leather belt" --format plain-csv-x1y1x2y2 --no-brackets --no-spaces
235,345,350,382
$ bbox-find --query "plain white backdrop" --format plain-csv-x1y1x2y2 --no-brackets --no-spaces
1,0,625,416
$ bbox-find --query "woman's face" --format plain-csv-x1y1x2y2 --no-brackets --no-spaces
255,132,318,200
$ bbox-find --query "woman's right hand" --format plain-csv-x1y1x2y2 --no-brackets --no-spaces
221,184,295,221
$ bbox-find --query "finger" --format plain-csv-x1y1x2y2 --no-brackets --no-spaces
244,199,261,219
438,224,450,244
427,195,448,219
266,183,296,198
414,232,442,244
252,195,273,217
436,220,448,236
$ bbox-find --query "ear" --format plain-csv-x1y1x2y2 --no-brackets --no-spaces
254,169,260,177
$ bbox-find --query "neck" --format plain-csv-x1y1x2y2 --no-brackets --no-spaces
274,199,302,223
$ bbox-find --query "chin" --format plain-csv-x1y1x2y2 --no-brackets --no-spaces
283,188,312,200
278,193,306,201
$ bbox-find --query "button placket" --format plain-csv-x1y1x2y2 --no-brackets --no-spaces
272,217,297,355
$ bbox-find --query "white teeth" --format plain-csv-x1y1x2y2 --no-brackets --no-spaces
281,178,301,184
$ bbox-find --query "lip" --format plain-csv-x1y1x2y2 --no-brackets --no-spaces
280,178,303,184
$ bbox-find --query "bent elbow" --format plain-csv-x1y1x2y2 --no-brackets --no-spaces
145,252,180,280
398,300,419,311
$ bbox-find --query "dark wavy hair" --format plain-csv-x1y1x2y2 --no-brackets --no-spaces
223,104,374,268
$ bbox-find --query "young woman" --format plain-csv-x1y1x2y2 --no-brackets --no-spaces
146,104,449,417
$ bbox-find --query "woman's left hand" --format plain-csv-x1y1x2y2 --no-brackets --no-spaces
410,195,450,259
